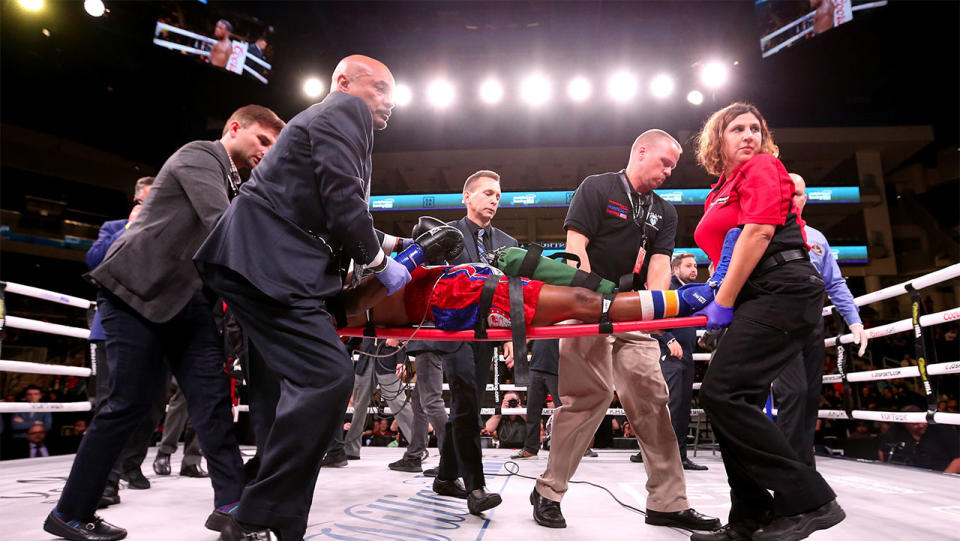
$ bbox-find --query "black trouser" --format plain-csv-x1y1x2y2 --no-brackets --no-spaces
772,318,826,468
523,369,561,454
91,339,169,484
437,342,494,491
700,261,835,525
205,265,354,541
58,290,243,520
660,353,695,460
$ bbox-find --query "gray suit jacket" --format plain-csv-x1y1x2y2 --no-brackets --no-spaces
195,92,381,305
406,216,518,355
87,140,232,323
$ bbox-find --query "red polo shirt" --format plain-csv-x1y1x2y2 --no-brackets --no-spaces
694,153,807,267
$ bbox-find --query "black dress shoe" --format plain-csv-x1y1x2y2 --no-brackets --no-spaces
630,452,643,463
218,516,277,541
682,458,709,471
180,464,209,478
98,481,120,509
43,510,127,541
646,508,722,531
530,488,566,528
423,466,439,477
321,450,348,468
206,510,233,532
432,477,468,499
467,488,502,515
120,469,150,490
690,523,756,541
388,456,422,472
346,454,361,460
753,500,845,541
153,453,171,476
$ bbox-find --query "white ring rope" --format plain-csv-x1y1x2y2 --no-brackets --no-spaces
5,315,91,340
2,282,93,309
822,262,960,316
825,307,959,347
0,359,91,377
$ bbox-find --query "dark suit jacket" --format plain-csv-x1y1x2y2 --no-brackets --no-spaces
406,216,518,355
196,92,381,305
654,275,698,361
87,140,233,323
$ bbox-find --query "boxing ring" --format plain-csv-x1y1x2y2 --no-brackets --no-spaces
1,265,959,540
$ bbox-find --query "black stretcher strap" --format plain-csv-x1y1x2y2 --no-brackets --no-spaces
474,273,501,340
831,310,856,420
617,273,635,293
548,252,581,268
517,244,544,278
570,270,602,291
598,293,616,335
906,283,939,423
508,276,530,386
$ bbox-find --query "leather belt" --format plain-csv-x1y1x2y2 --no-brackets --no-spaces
757,248,808,271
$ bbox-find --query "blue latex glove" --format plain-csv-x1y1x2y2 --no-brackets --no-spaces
695,300,734,330
373,257,412,296
398,237,415,251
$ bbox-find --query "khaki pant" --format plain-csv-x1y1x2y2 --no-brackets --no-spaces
537,331,689,512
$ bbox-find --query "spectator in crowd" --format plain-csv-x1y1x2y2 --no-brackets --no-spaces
879,406,960,473
484,393,527,450
7,425,54,459
10,385,53,439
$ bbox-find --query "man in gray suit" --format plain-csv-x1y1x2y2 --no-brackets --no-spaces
44,105,284,541
421,170,517,516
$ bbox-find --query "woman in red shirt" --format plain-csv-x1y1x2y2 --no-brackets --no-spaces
690,103,844,541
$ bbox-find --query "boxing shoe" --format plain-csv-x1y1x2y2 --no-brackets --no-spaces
677,282,715,316
395,225,465,270
708,227,742,288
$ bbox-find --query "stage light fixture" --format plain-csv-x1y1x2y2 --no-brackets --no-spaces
18,0,43,11
479,79,504,104
687,90,704,105
303,78,325,99
607,71,638,102
520,74,551,106
394,83,413,107
700,62,728,88
427,79,455,108
650,74,675,99
84,0,105,17
567,76,592,102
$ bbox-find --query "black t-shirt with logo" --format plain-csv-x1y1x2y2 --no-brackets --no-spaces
564,170,677,288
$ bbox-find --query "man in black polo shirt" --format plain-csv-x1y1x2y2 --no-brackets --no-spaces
531,130,719,534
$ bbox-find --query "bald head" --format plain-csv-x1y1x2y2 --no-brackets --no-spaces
790,173,808,214
624,129,682,193
331,55,396,130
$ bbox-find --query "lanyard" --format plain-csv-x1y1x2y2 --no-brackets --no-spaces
620,172,652,251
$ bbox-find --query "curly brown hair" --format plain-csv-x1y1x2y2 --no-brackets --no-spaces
695,102,779,177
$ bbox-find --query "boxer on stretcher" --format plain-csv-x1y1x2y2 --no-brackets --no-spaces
337,218,740,332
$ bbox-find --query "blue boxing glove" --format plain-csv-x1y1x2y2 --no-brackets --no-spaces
372,257,412,296
695,300,734,330
677,282,715,316
708,227,742,288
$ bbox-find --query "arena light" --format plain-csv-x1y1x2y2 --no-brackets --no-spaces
567,76,592,102
687,90,704,105
427,79,455,108
650,73,675,99
607,70,638,102
302,77,325,99
394,83,412,107
479,79,504,104
520,73,551,106
83,0,105,17
18,0,43,10
700,61,728,89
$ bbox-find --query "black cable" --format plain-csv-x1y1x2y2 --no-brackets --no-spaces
484,460,695,535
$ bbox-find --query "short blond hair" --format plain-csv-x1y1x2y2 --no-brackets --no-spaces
463,170,500,193
695,102,779,177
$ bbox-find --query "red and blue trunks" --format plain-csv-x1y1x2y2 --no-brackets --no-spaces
403,264,545,330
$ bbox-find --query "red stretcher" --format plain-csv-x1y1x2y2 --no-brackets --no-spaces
339,315,707,340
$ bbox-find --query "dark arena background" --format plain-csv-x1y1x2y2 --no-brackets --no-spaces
0,2,957,541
